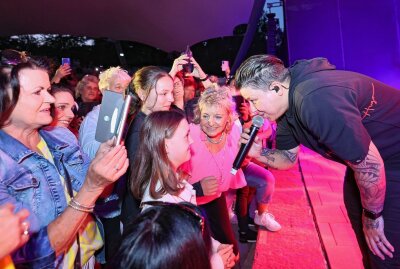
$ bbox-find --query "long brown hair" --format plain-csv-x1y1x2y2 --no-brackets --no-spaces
131,110,187,199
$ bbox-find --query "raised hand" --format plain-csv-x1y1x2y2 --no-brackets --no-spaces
85,138,129,195
51,64,72,84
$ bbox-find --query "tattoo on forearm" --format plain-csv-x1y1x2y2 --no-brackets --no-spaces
261,148,297,168
349,146,385,212
282,150,298,163
261,148,276,163
364,217,380,229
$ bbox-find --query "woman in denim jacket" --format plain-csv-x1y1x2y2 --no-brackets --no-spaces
0,58,128,268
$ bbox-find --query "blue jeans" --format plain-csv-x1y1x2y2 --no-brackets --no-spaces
243,162,275,205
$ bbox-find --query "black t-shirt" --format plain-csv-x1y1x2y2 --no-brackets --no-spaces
277,59,400,170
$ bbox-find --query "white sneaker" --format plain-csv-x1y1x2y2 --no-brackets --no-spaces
254,210,281,232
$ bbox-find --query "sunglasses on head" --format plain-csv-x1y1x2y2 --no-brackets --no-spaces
142,201,205,234
0,49,29,67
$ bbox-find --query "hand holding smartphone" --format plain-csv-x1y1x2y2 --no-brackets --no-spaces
182,45,194,73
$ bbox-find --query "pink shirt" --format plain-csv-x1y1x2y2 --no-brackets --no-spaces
186,123,246,204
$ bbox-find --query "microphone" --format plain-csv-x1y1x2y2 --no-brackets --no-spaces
231,115,264,175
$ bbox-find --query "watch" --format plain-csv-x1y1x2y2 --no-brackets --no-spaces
362,208,383,220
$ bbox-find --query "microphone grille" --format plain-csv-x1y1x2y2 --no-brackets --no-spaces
252,115,264,127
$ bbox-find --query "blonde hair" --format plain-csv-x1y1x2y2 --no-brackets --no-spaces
75,74,99,98
98,66,131,93
193,86,237,133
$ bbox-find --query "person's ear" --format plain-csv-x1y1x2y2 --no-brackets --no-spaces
137,89,145,101
270,82,284,96
165,141,170,155
269,82,280,93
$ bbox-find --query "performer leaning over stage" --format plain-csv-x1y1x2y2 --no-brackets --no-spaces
235,55,400,269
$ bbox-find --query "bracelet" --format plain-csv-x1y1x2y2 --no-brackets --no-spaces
199,74,209,81
68,202,93,213
68,198,94,213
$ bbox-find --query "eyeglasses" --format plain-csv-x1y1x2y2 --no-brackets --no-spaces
142,201,205,234
0,49,29,67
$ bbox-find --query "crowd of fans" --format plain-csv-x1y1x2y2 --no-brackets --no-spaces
0,48,280,269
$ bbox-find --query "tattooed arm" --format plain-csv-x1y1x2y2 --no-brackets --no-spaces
346,141,393,260
346,141,385,214
258,147,299,170
239,130,299,170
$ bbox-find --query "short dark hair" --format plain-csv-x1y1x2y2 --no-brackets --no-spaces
0,58,50,128
0,72,12,128
50,84,75,98
110,202,212,269
235,54,290,90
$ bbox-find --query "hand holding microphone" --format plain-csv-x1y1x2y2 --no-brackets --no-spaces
231,115,264,175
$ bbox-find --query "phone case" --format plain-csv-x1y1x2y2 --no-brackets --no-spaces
95,90,125,143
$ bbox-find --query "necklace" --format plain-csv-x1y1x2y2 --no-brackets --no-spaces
209,145,226,185
206,133,225,144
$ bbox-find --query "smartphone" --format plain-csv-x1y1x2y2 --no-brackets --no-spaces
95,91,132,145
61,58,71,65
182,45,194,73
221,60,229,71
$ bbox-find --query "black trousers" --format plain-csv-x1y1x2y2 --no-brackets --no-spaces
343,168,400,269
100,216,122,263
199,192,239,255
235,186,256,233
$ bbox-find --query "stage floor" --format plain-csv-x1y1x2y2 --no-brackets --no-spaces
249,146,363,269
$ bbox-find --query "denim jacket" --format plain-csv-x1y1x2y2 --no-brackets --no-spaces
0,127,108,268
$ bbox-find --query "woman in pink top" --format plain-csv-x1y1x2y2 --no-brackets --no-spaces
185,88,244,255
187,88,281,253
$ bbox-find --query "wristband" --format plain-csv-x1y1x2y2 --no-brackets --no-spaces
199,74,209,81
362,208,383,220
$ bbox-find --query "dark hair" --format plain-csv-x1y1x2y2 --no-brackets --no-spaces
50,85,76,118
128,66,171,113
0,58,50,128
235,54,290,90
0,72,12,127
110,202,211,269
50,84,75,98
131,110,187,199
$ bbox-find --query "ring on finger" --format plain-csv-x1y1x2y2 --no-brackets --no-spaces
22,222,29,236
